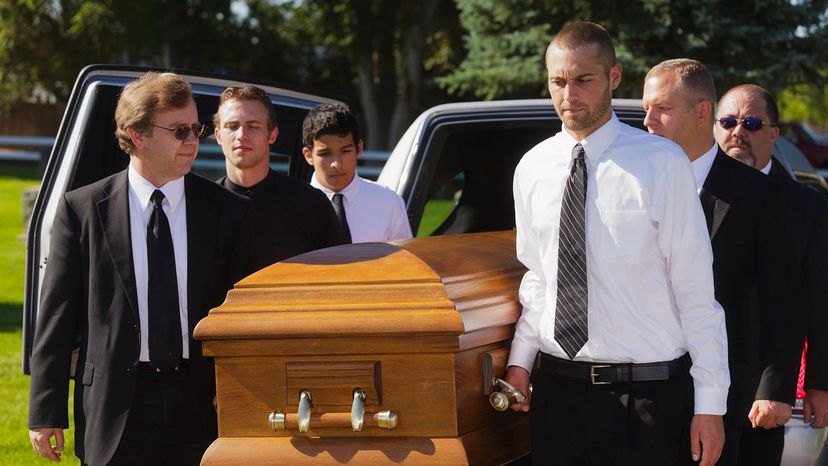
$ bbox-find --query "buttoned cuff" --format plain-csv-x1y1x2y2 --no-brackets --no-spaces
507,341,539,375
693,385,728,415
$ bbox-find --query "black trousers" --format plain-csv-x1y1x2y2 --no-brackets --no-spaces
530,361,694,466
105,364,215,466
734,424,784,466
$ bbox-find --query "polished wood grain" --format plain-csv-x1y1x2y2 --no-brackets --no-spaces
202,437,472,465
197,231,530,465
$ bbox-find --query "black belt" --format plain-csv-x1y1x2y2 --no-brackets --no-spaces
136,359,190,376
538,352,689,384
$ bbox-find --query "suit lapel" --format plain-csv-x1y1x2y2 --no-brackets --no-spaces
701,150,733,240
97,171,139,321
185,174,217,333
768,158,793,183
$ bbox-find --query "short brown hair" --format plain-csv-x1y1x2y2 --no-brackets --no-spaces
114,72,194,155
720,84,779,125
647,58,716,110
548,21,616,73
212,85,278,131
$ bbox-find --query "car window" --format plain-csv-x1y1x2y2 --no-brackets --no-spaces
417,172,464,236
413,122,558,236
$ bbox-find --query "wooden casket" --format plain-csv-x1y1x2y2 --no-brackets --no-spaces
194,231,531,465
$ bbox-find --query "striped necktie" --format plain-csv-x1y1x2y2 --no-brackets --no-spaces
554,143,589,359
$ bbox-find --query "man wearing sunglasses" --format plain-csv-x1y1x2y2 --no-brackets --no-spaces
28,72,255,465
643,61,805,466
715,84,828,464
214,85,341,270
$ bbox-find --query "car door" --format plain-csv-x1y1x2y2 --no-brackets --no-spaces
22,64,347,373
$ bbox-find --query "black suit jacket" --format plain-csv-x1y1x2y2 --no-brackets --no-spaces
218,170,340,271
768,159,828,392
28,170,254,465
701,150,805,422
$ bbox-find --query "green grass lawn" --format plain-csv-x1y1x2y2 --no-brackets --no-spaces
417,198,457,237
0,162,78,465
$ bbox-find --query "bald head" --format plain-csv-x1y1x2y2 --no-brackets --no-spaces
719,84,779,126
714,84,780,170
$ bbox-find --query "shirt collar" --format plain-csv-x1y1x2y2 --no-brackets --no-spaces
223,170,273,198
690,142,719,191
759,159,773,175
560,112,621,165
128,162,185,212
310,172,361,202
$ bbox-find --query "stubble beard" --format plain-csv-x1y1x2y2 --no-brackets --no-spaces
563,88,612,134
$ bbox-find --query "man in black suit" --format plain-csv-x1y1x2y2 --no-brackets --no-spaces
715,83,828,464
28,72,254,465
643,60,806,465
214,85,340,270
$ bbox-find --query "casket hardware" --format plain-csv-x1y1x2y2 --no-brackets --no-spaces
375,410,398,430
297,389,313,432
351,388,366,431
488,378,526,411
268,388,399,432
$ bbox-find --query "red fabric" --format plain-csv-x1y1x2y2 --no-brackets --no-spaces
797,341,808,400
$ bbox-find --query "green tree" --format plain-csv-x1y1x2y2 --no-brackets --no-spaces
286,0,463,149
0,0,251,105
441,0,828,100
0,0,121,105
779,74,828,127
0,0,465,150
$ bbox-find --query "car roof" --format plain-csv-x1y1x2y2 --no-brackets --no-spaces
414,98,644,116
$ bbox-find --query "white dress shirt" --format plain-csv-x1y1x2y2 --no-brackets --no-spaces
311,173,413,243
759,159,772,175
127,164,189,361
508,113,730,415
690,142,719,191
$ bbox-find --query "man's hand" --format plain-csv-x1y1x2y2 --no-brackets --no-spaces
748,399,792,429
29,428,64,462
689,414,724,466
804,389,828,428
505,366,531,412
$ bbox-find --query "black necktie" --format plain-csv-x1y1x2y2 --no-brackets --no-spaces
554,143,589,359
332,193,352,244
147,190,183,373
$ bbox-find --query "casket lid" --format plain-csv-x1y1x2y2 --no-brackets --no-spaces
194,231,524,341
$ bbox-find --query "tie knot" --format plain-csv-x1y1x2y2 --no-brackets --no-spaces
572,143,585,162
333,193,344,205
151,190,165,208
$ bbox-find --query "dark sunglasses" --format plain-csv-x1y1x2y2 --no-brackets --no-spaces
716,117,777,132
150,123,208,140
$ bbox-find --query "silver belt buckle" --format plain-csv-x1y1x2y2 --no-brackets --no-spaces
590,364,611,384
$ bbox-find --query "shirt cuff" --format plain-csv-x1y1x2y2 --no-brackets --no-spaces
693,385,728,415
507,341,539,375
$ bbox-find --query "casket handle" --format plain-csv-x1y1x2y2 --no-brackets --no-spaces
351,389,366,431
268,388,398,432
297,390,313,432
489,378,527,411
267,410,399,431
